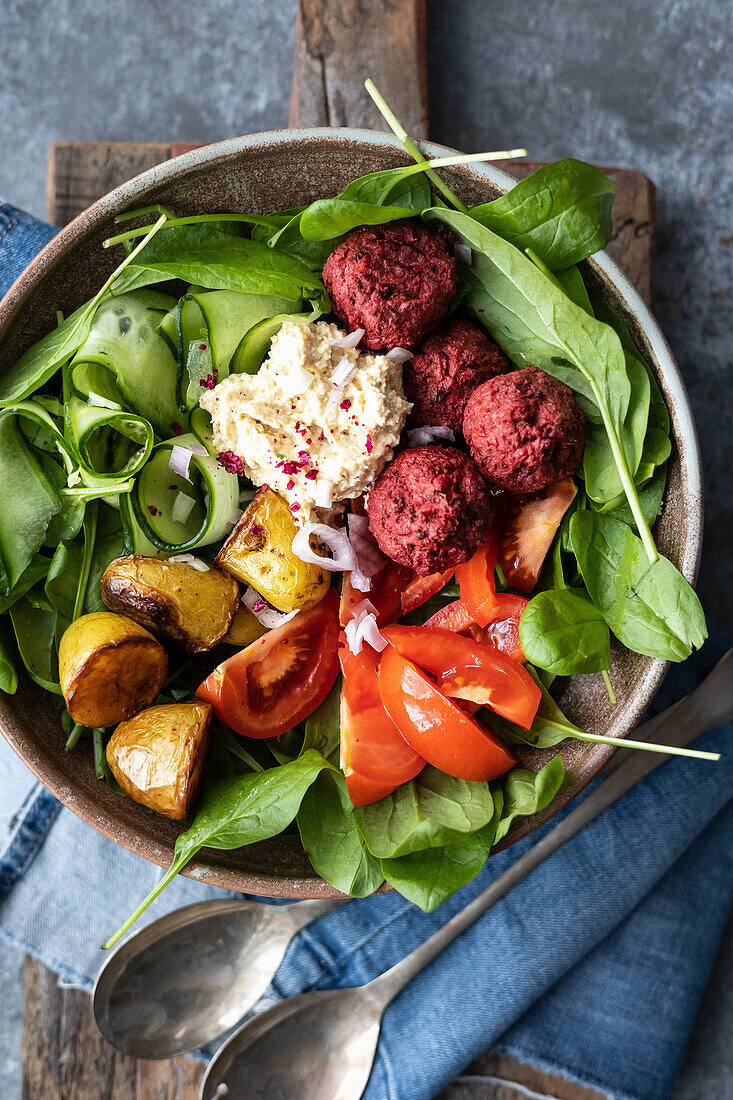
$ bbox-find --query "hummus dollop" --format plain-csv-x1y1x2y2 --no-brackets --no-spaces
200,321,411,519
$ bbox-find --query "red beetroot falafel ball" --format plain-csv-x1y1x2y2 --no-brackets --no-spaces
463,366,585,495
366,445,492,575
322,220,458,350
403,318,513,432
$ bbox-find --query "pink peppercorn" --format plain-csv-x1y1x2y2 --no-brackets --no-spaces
305,469,317,480
249,523,264,537
172,422,183,437
199,343,208,351
340,398,351,410
147,505,160,517
366,434,373,454
289,502,300,512
217,451,245,476
286,478,295,490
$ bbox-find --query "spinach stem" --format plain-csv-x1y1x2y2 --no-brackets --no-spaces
103,212,276,249
71,501,98,621
525,248,565,291
103,854,190,949
92,727,107,779
365,79,469,212
64,722,85,751
544,717,719,760
601,669,617,705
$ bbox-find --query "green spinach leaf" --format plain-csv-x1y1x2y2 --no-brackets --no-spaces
569,510,706,661
493,756,565,843
8,595,61,693
469,159,615,270
0,619,18,694
380,831,488,911
354,766,494,858
299,199,416,241
519,589,611,675
298,770,383,898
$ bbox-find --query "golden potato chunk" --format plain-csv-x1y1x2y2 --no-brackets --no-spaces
216,489,329,613
221,604,267,647
106,702,214,820
58,612,167,728
101,555,239,654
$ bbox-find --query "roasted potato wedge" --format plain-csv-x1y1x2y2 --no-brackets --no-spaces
221,604,267,647
106,701,214,820
58,612,167,728
216,489,329,613
101,555,239,654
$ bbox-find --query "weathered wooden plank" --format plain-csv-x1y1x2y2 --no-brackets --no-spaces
289,0,427,134
48,142,173,227
21,956,137,1100
136,1057,204,1100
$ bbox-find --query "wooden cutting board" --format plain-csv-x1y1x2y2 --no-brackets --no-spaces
24,3,652,1099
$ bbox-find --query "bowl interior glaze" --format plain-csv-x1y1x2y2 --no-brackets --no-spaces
0,129,703,896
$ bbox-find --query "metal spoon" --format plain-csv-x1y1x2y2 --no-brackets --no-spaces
93,896,342,1058
200,650,733,1100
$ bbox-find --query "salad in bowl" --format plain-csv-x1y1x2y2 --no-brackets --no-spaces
0,86,708,944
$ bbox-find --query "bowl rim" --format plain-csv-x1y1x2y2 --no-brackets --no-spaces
0,126,704,894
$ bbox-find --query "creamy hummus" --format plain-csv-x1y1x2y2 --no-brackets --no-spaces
200,321,411,520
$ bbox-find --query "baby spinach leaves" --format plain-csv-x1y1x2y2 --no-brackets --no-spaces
569,511,707,661
519,589,611,675
469,159,615,271
298,771,383,898
380,832,489,912
354,767,495,858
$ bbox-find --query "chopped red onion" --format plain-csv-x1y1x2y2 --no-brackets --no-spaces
189,443,208,456
454,242,473,266
242,586,298,629
239,488,257,503
347,513,384,577
169,445,193,481
66,468,82,487
350,569,372,592
169,554,210,572
292,523,357,572
405,425,456,448
330,328,364,349
171,492,195,524
313,479,334,509
345,603,387,654
386,347,414,363
329,357,357,389
226,508,244,528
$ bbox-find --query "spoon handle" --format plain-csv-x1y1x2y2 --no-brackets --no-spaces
369,649,733,1002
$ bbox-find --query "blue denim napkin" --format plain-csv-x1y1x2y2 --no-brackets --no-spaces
1,203,731,1100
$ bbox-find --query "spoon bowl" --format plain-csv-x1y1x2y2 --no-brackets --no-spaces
93,897,341,1058
200,987,385,1100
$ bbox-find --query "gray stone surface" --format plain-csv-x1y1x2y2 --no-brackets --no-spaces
0,1,730,1098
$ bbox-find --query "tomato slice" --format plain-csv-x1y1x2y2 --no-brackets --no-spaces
455,532,499,626
423,598,473,633
498,478,577,592
340,559,411,627
339,636,424,805
381,625,541,729
480,593,530,662
196,589,339,739
339,639,424,783
400,567,454,614
378,646,517,781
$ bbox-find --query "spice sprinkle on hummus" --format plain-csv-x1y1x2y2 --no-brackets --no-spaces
200,320,411,519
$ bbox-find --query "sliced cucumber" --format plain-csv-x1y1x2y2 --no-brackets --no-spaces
130,431,239,553
65,396,154,482
72,290,181,435
230,312,311,375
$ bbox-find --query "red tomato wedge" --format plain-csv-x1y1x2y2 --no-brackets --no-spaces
196,589,339,739
340,560,453,627
378,645,517,781
454,532,499,626
480,593,530,663
381,625,541,729
423,598,473,633
400,567,455,614
498,478,577,593
339,636,424,805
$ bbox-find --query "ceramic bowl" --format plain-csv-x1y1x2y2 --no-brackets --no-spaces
0,129,703,896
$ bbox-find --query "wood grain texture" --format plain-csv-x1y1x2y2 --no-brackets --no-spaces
22,957,137,1100
289,0,427,133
